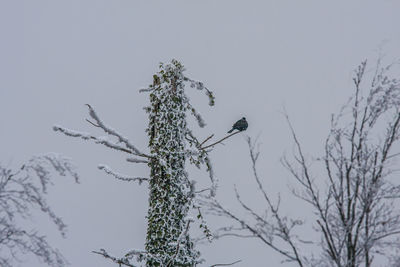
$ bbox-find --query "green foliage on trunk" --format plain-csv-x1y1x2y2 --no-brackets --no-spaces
145,60,199,266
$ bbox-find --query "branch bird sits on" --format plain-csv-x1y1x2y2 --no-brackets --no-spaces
227,117,248,133
199,117,248,150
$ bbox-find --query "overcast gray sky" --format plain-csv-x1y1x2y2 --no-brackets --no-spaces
1,1,400,266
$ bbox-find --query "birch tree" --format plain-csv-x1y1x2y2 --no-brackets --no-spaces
206,59,400,267
0,154,79,267
53,60,239,266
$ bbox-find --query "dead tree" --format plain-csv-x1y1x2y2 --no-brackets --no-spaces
205,59,400,267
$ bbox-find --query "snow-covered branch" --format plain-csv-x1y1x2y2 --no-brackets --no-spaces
0,154,79,267
184,76,215,107
126,157,149,164
53,125,136,155
85,104,148,158
97,165,148,184
53,104,151,159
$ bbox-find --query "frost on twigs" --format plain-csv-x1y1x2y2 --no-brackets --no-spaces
0,154,79,267
184,77,215,107
53,125,139,156
98,164,148,184
53,104,150,159
53,104,152,181
204,59,400,267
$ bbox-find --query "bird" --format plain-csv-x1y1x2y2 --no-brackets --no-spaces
227,117,248,133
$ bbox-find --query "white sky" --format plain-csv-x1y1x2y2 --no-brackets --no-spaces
1,1,400,266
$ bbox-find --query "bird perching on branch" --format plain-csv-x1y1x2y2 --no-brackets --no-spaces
227,117,248,133
199,117,248,150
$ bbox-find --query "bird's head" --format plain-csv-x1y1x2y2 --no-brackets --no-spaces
242,117,246,120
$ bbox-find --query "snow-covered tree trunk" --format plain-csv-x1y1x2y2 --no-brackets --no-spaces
145,61,198,266
54,59,222,266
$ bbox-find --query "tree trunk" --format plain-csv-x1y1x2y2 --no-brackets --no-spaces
145,61,198,266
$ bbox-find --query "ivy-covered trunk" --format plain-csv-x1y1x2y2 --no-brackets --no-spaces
145,61,198,266
54,59,215,266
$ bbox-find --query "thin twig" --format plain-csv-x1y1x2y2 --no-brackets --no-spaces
201,131,242,150
85,119,100,127
195,188,211,194
210,259,242,267
199,134,214,147
92,250,136,267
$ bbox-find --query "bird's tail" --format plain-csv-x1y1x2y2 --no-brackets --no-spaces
227,129,234,133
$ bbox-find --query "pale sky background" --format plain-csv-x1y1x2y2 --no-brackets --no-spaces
1,1,400,266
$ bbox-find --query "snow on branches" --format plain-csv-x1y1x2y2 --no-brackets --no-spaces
204,59,400,267
54,59,218,266
0,154,79,267
97,164,148,184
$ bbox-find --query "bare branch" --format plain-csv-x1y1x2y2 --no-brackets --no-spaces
85,118,100,127
92,249,136,267
210,259,242,267
205,59,400,267
199,134,214,147
200,131,242,150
